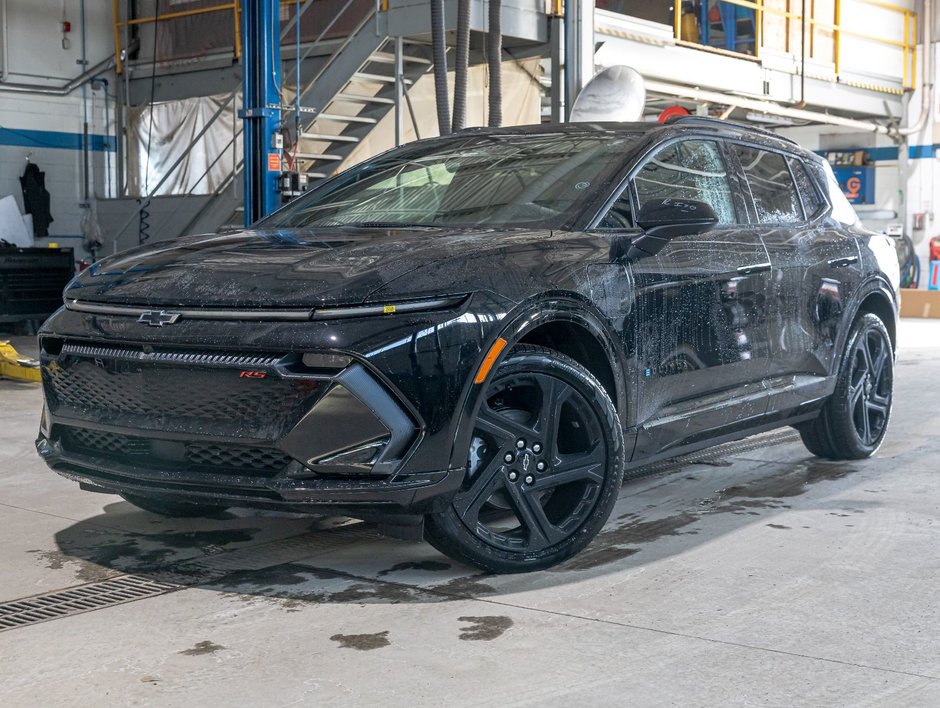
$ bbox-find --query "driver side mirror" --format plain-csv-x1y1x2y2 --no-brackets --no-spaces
624,198,719,260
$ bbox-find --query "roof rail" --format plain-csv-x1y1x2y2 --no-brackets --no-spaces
664,115,798,146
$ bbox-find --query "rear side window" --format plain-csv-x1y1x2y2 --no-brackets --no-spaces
633,140,736,224
732,145,803,223
820,160,860,225
788,157,824,218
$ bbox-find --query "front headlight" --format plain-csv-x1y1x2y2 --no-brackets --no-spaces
310,294,467,320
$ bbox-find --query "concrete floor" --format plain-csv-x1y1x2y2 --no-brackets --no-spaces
1,321,939,707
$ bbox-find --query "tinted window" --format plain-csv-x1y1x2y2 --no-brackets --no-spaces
597,194,632,229
633,140,736,225
788,157,824,218
733,145,802,223
820,160,859,225
263,132,640,228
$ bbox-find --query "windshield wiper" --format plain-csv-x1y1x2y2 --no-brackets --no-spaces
340,221,436,229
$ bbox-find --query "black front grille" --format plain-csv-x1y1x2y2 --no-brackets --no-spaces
43,344,323,440
67,427,150,456
185,442,293,472
60,427,293,478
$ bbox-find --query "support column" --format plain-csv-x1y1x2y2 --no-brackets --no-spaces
240,0,281,226
394,36,404,146
564,0,594,120
550,8,564,123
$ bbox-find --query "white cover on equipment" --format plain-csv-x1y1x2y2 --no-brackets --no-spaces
0,195,32,247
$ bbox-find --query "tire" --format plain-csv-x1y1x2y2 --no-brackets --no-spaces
797,312,894,460
425,344,625,573
121,493,229,518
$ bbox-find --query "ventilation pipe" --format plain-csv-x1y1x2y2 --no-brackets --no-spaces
0,54,114,95
451,0,470,132
894,0,932,138
430,0,451,135
488,0,502,127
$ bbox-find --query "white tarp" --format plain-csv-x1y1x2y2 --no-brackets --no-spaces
0,195,32,247
127,94,242,197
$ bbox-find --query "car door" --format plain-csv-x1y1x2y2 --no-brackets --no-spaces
595,138,775,458
732,144,863,412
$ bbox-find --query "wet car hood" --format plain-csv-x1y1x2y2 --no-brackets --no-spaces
66,226,549,308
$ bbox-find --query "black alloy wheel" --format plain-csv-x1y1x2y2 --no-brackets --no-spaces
798,313,894,460
425,345,624,573
847,324,893,446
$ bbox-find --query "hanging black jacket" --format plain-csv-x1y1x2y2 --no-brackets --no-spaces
20,162,54,239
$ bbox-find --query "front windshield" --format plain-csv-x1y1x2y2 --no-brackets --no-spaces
263,132,639,229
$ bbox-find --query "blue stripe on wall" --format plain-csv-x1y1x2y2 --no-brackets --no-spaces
816,145,938,161
0,127,114,152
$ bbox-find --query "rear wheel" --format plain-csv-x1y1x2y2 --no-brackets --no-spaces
798,313,894,460
121,493,229,518
425,345,624,573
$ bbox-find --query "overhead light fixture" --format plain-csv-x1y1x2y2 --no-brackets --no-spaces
744,112,799,126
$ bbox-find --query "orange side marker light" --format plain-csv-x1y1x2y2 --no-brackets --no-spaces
474,337,508,385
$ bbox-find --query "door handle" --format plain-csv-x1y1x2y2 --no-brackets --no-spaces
736,262,771,275
827,256,859,268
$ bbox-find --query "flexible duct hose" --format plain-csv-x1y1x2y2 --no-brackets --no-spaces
487,0,502,127
451,0,470,132
430,0,451,135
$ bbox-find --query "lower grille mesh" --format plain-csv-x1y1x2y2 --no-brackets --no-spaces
61,427,292,478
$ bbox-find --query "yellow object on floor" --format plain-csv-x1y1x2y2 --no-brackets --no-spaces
0,341,41,383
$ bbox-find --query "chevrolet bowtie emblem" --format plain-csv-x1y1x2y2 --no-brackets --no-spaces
138,310,182,327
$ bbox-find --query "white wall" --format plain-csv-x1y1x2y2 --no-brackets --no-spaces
777,37,939,289
0,0,115,255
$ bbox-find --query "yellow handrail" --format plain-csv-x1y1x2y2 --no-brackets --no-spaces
675,0,918,89
112,1,242,74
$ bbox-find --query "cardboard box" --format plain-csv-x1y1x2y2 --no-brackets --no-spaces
900,288,940,318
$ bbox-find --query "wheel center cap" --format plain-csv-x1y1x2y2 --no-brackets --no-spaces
521,453,531,472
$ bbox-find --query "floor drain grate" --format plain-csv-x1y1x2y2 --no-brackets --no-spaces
0,575,180,632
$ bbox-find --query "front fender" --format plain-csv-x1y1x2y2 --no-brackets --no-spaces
445,293,631,472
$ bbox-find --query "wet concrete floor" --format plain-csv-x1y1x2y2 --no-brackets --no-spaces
1,319,939,706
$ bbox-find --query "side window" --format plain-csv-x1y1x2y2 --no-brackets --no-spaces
597,194,633,229
633,140,736,225
820,160,860,226
787,157,824,219
732,145,803,223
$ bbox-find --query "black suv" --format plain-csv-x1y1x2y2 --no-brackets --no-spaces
37,118,899,572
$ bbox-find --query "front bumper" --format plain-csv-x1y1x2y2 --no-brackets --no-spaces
36,434,464,515
35,294,505,515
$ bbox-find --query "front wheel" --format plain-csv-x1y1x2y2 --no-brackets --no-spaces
798,312,894,460
425,345,625,573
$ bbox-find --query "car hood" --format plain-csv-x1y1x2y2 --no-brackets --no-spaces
66,226,551,308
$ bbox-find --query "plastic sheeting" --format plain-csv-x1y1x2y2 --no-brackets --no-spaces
126,93,242,197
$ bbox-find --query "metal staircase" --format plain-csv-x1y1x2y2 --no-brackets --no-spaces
209,13,435,231
289,25,434,187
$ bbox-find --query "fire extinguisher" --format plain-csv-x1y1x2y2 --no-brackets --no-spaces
928,236,940,290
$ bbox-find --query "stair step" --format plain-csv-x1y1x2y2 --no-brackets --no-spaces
335,93,395,105
296,153,344,161
316,113,378,124
350,72,412,85
369,51,431,65
300,132,361,143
